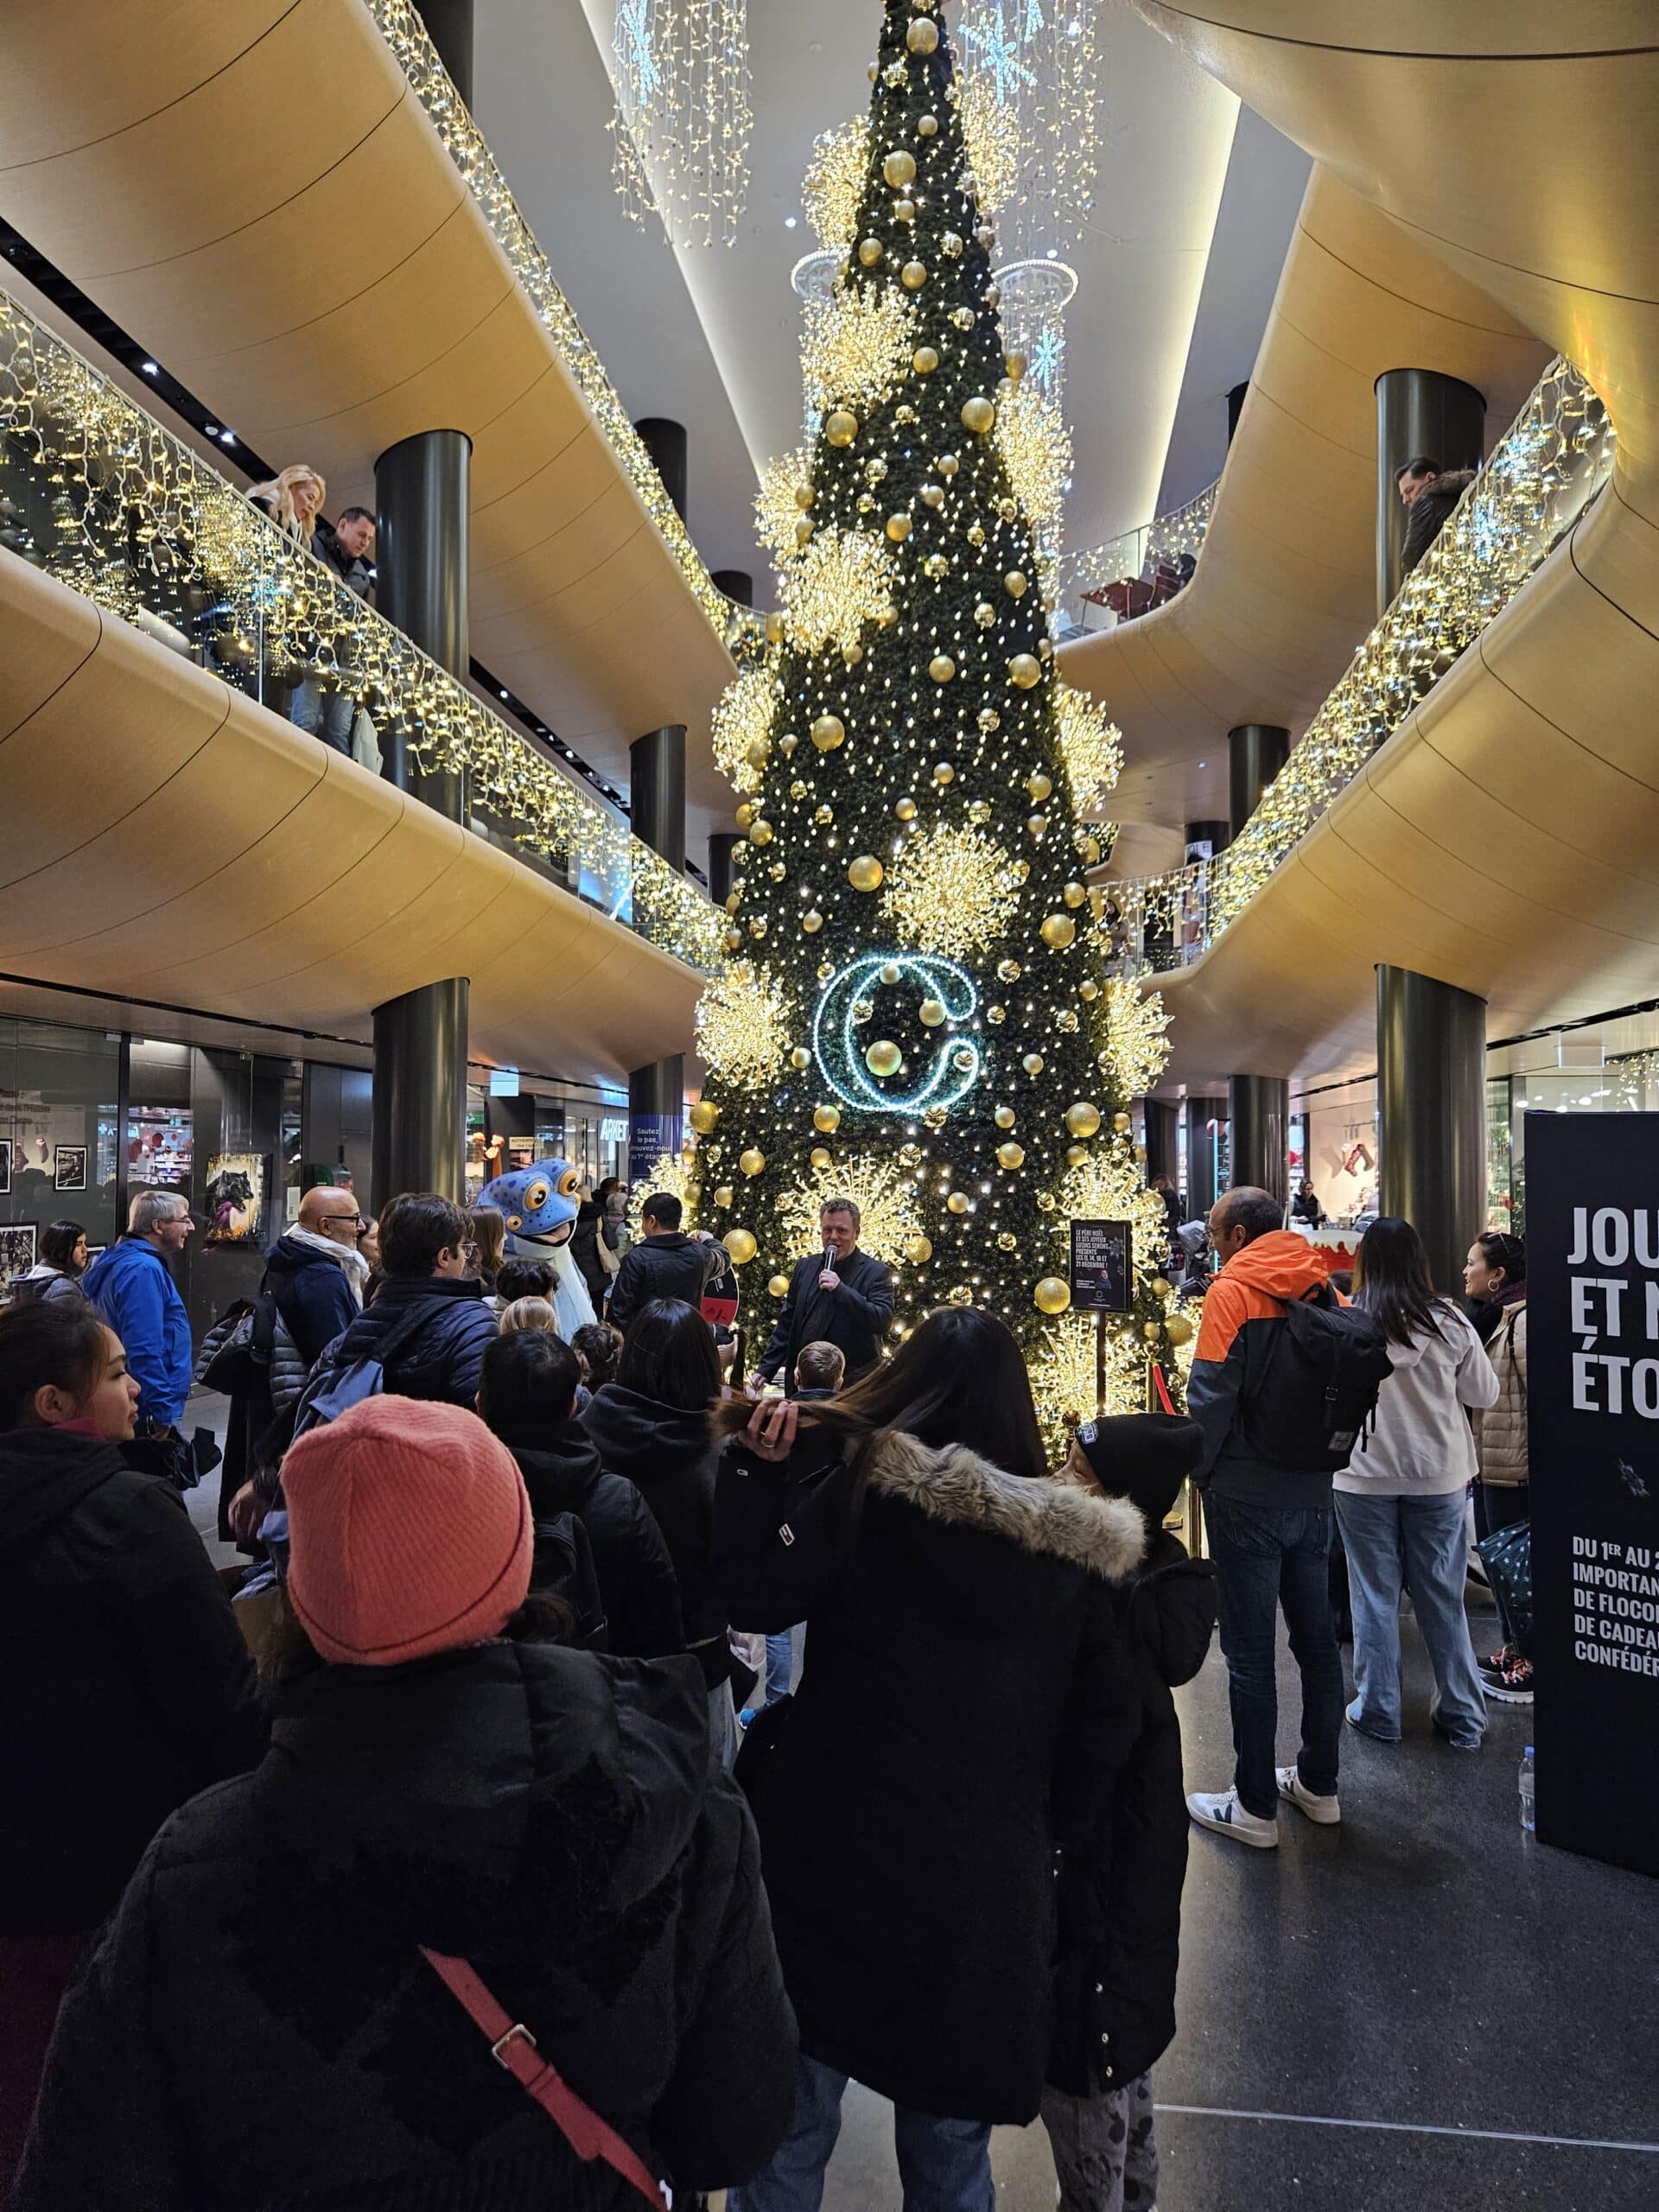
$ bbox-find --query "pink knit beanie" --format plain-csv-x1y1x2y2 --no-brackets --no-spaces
283,1395,532,1666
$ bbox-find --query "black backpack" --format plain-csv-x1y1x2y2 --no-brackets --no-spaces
530,1510,608,1651
1238,1285,1393,1472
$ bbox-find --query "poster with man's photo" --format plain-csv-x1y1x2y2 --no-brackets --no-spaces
54,1145,86,1192
1070,1219,1133,1313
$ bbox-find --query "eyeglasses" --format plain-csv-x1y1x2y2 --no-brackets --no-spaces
321,1211,364,1228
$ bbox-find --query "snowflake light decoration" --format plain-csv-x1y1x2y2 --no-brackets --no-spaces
882,822,1022,961
782,525,898,654
778,1150,925,1268
695,960,793,1090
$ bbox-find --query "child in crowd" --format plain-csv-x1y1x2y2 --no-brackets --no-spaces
1043,1413,1216,2212
791,1338,845,1401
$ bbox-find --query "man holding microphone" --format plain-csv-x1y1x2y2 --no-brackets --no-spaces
750,1198,893,1393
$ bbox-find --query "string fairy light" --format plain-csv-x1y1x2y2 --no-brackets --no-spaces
610,0,753,245
803,117,872,251
957,0,1100,261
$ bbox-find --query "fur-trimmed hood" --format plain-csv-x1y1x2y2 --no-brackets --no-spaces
866,1428,1145,1587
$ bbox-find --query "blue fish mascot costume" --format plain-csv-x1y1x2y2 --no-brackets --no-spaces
477,1160,598,1338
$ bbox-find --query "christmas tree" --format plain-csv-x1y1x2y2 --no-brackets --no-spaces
687,0,1182,1437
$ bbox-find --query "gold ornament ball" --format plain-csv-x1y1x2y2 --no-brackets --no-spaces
974,601,996,628
1078,978,1100,1002
723,1229,758,1266
918,112,938,137
995,1141,1026,1170
906,16,939,51
988,1001,1006,1024
1004,351,1027,383
790,1046,812,1070
749,818,774,845
932,760,955,785
802,910,823,934
1034,1277,1071,1316
1027,815,1049,838
1141,1321,1162,1344
912,346,940,374
938,451,959,477
765,610,785,645
1022,1052,1046,1077
1027,771,1052,803
918,998,946,1027
1065,1144,1088,1168
794,516,814,547
739,1148,766,1177
857,237,883,268
714,1185,734,1208
923,552,950,579
723,929,743,952
1150,1276,1173,1300
883,149,918,186
994,1105,1016,1130
1003,569,1028,598
734,801,755,830
886,512,913,541
895,796,918,821
767,1274,791,1299
997,959,1021,983
904,1234,933,1264
688,1098,720,1135
946,1191,971,1216
1040,913,1077,950
811,713,845,751
1165,1313,1195,1348
929,655,956,683
848,854,885,893
901,261,929,291
866,1039,903,1077
1008,653,1042,689
813,1104,842,1134
892,197,917,224
810,1147,833,1169
1063,880,1088,909
960,396,996,435
1113,1111,1133,1134
880,962,902,985
1065,1101,1103,1138
920,481,945,507
824,409,858,448
942,230,963,258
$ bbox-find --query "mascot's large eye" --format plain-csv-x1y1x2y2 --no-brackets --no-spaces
556,1167,581,1198
524,1180,550,1213
505,1214,523,1232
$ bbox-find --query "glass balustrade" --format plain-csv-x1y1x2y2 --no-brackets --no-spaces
0,289,724,974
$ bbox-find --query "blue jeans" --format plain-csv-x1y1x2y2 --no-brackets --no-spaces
1205,1493,1344,1820
730,2052,994,2212
1334,1489,1487,1747
765,1629,795,1705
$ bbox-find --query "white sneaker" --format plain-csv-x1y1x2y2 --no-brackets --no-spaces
1276,1766,1341,1825
1185,1787,1279,1849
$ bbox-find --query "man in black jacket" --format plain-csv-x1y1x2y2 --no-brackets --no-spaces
310,1192,498,1406
264,1185,368,1367
607,1192,718,1334
753,1198,893,1388
477,1329,684,1660
1397,454,1478,575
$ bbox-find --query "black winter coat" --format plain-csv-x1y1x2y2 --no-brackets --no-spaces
753,1249,893,1383
264,1234,360,1367
0,1428,269,1937
568,1199,612,1313
581,1385,734,1688
503,1418,686,1660
315,1274,499,1408
1048,1525,1217,2096
16,1642,797,2212
712,1427,1144,2123
605,1233,715,1336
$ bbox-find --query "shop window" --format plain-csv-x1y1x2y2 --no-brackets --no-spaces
0,1018,121,1287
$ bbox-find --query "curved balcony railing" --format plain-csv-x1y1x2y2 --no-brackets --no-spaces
1100,356,1615,978
1054,477,1219,634
0,290,724,973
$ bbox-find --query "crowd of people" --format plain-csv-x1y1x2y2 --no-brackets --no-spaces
0,1166,1533,2209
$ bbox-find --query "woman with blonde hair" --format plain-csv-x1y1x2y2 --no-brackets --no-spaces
499,1296,558,1336
246,464,326,544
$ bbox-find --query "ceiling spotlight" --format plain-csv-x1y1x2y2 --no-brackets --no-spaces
499,688,510,699
785,215,798,229
219,429,236,444
204,424,219,436
141,360,159,376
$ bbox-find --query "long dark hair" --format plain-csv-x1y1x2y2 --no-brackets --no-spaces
615,1298,721,1411
0,1300,111,1428
1354,1217,1456,1346
714,1306,1048,1484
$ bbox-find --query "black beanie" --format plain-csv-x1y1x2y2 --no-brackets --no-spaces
1074,1412,1202,1525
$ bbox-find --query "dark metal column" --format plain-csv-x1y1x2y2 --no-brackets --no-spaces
1229,1074,1289,1206
707,830,741,906
1376,965,1487,1294
1227,380,1249,443
372,427,473,1205
712,568,753,605
627,1053,684,1192
1376,369,1485,613
372,979,468,1208
630,726,686,872
1229,723,1289,839
1184,818,1230,861
634,417,688,523
419,0,474,106
1142,1098,1179,1189
1184,1096,1228,1219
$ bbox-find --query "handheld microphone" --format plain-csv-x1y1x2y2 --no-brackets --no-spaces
822,1245,837,1278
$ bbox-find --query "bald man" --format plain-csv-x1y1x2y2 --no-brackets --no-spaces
264,1185,370,1367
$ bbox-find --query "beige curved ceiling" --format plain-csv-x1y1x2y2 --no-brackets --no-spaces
1060,167,1547,830
0,0,736,827
0,556,702,1084
1131,1,1659,1087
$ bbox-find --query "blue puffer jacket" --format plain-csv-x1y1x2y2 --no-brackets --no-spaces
312,1274,499,1408
82,1238,193,1429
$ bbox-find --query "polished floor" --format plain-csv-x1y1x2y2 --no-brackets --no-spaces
820,1595,1659,2212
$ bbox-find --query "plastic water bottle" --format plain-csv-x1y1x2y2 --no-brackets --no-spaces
1519,1746,1535,1835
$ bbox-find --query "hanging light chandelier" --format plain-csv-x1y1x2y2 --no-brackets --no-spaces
957,0,1100,263
611,0,753,247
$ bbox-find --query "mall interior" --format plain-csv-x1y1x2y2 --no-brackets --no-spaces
2,3,1657,2208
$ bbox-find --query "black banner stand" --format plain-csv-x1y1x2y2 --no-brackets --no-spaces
1526,1111,1659,1877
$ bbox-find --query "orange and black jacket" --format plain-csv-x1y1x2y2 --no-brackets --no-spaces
1187,1232,1341,1510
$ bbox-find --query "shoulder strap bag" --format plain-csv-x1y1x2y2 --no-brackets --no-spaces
418,1947,667,2209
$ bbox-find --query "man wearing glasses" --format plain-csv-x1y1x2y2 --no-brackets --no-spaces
264,1185,371,1367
